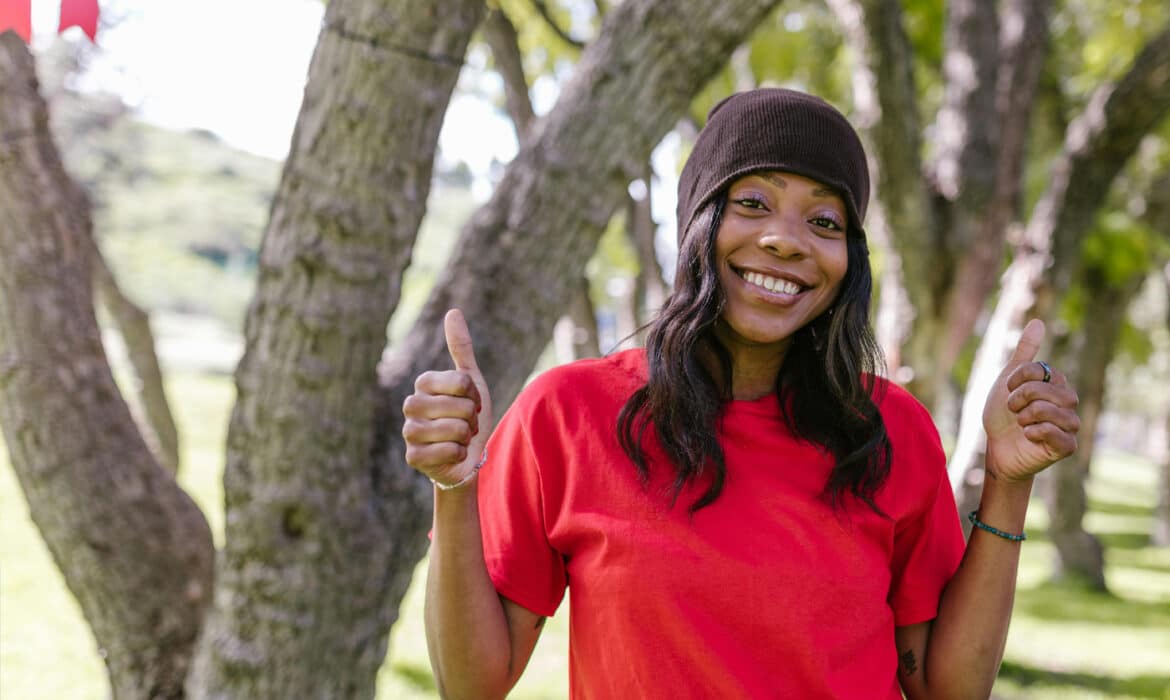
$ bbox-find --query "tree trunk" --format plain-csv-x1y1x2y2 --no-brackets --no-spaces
379,0,784,409
371,0,783,674
948,22,1170,495
830,0,1054,412
0,34,214,699
1044,271,1143,589
186,2,484,697
629,166,668,330
554,275,602,362
90,235,182,474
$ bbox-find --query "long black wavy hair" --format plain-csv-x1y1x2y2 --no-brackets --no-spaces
617,192,891,513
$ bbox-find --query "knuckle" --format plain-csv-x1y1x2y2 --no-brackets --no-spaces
414,372,434,391
401,420,418,441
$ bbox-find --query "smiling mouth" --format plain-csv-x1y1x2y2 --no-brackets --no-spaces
735,267,808,296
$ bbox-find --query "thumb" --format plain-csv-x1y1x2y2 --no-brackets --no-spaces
444,308,480,373
1006,318,1045,370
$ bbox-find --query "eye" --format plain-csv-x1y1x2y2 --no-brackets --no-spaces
731,194,768,210
809,215,844,232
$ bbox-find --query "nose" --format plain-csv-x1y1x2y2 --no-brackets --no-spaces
757,212,811,259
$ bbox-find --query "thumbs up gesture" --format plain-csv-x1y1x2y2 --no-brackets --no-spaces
982,319,1081,481
402,309,495,488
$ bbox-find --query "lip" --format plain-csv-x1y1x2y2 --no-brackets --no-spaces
731,265,809,306
731,264,815,289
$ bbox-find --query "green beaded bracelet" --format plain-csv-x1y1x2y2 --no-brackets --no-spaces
967,510,1026,542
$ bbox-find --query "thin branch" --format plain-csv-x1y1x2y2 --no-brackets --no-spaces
530,0,586,49
88,234,181,474
826,0,940,312
933,0,1052,380
931,0,999,216
948,21,1170,492
482,8,536,138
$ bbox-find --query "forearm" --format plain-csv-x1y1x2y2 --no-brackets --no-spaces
925,471,1033,699
425,483,512,700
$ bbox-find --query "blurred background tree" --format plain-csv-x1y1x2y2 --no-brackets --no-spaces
2,0,1169,698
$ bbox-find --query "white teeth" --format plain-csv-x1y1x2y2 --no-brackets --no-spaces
742,270,802,295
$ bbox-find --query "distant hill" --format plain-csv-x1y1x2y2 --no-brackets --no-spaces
64,117,477,336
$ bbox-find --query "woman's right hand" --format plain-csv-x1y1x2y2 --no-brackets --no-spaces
402,308,494,487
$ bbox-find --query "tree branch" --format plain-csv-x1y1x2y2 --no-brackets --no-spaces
89,234,181,475
931,0,999,215
1039,22,1170,310
826,0,940,316
0,33,213,697
948,21,1170,492
934,0,1052,380
530,0,586,49
482,7,536,139
376,0,786,499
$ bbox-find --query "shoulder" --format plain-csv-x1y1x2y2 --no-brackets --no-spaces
867,376,947,486
868,376,937,435
508,348,647,421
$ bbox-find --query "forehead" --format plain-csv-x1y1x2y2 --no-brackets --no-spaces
732,171,843,201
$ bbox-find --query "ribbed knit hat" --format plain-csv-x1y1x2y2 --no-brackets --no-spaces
676,88,870,242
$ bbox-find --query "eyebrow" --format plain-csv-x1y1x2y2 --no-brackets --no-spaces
757,173,838,199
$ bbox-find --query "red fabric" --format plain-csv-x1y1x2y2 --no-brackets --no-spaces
0,0,32,43
478,348,965,699
58,0,99,41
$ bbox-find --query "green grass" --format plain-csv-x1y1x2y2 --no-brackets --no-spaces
2,371,1168,698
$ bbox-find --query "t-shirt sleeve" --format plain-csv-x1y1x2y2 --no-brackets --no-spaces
476,395,567,618
886,399,967,627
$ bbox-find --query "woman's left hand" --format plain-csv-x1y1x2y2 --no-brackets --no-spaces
982,319,1081,481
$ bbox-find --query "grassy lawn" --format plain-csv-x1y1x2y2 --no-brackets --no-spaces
2,369,1168,699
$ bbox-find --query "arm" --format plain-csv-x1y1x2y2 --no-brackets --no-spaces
405,309,546,699
898,320,1079,700
895,474,1033,700
425,483,546,699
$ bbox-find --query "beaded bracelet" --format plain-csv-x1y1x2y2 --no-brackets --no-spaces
967,510,1026,542
431,448,488,491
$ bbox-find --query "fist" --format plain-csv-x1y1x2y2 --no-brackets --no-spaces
402,309,495,487
983,319,1081,481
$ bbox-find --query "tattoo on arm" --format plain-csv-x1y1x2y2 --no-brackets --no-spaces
534,617,546,630
899,649,918,676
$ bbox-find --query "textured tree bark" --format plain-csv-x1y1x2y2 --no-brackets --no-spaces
826,0,939,316
830,0,1052,412
947,21,1170,494
932,0,1051,402
482,7,535,139
630,167,668,330
380,0,784,409
0,34,214,699
89,235,182,474
186,1,484,697
482,5,602,362
373,0,783,664
1043,271,1144,590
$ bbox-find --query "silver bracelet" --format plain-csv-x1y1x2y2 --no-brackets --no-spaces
431,448,488,491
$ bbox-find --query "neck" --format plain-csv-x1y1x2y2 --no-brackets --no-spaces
705,323,790,400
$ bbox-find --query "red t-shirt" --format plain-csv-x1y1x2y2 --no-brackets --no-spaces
478,349,965,699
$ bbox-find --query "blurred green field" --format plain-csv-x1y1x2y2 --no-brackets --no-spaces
2,366,1168,699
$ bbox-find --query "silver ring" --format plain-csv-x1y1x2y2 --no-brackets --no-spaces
1037,360,1052,383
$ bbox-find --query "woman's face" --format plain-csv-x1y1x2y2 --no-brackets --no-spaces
713,171,849,350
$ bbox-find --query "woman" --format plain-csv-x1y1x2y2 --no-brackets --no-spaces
402,88,1081,699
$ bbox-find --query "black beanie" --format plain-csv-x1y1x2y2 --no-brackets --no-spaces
676,88,870,243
